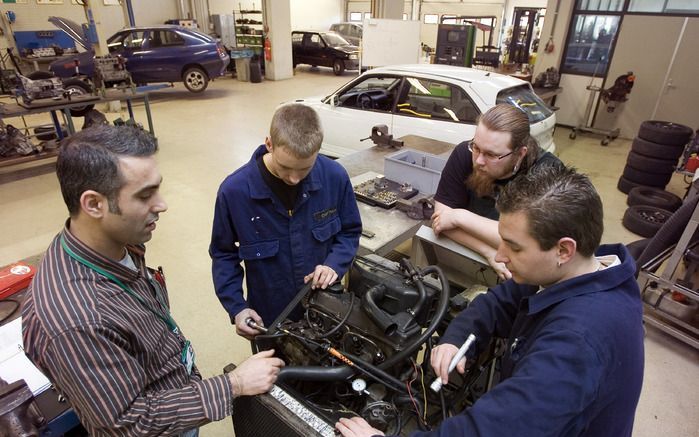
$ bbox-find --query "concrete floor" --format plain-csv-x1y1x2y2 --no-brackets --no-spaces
0,68,697,436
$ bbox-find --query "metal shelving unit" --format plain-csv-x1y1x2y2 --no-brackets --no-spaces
234,9,264,53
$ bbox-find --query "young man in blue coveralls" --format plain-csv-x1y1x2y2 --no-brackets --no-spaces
210,103,362,339
337,164,644,437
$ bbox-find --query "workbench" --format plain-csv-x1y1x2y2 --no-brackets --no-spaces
0,89,155,169
337,135,455,256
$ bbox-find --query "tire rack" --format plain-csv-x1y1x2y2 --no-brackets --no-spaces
637,192,699,349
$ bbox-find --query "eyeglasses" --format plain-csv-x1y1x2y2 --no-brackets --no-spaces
467,141,516,162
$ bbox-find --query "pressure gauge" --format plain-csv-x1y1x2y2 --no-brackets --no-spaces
351,378,367,393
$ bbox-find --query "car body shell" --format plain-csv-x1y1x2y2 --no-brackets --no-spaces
329,22,363,46
48,18,229,86
291,64,556,158
292,30,360,72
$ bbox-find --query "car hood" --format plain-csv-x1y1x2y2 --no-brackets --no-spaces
48,16,89,50
332,45,359,54
291,95,326,105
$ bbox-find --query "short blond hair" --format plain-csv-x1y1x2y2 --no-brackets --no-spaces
270,104,323,158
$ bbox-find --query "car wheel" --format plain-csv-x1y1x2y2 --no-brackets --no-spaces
26,71,55,80
627,151,677,175
631,136,685,160
617,175,655,195
638,120,693,147
62,78,95,117
627,187,683,212
622,205,674,238
622,165,672,187
183,67,209,93
332,59,345,76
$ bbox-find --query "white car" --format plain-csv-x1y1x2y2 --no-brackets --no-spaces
293,64,556,158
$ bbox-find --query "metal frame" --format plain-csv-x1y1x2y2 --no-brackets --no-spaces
637,200,699,349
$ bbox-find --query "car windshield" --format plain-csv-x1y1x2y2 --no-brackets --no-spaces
322,33,350,47
496,85,553,123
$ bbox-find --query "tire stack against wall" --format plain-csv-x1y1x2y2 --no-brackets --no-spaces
617,121,694,194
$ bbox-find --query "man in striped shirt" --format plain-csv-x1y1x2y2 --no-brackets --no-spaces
22,125,284,436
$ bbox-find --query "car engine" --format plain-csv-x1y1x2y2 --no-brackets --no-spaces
245,255,495,436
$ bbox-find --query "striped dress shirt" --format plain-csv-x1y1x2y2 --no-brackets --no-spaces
22,227,233,436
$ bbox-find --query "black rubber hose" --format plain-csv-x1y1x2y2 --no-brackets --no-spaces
362,284,398,336
399,258,427,316
277,365,354,382
316,292,355,339
343,351,408,394
378,265,450,370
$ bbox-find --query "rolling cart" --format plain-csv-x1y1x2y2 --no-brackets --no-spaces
569,71,635,146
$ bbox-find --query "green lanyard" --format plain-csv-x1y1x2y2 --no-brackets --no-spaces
59,235,179,334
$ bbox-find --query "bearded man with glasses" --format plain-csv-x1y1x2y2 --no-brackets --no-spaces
431,104,559,280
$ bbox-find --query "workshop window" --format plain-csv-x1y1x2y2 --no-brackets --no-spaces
396,78,478,123
575,0,624,12
441,14,457,24
349,12,362,22
560,14,620,76
424,14,439,24
628,0,699,13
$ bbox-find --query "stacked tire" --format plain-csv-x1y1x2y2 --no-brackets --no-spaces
622,186,683,237
618,121,693,194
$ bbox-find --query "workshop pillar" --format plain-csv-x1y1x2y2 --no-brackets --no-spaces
262,0,293,81
83,0,112,56
371,0,404,19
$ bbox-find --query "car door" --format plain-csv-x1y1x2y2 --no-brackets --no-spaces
108,30,149,82
390,76,482,146
142,29,189,82
317,74,403,157
303,33,329,67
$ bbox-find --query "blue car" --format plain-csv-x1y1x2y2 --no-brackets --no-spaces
48,17,229,93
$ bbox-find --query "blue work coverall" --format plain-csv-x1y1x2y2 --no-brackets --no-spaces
210,145,362,325
408,244,644,437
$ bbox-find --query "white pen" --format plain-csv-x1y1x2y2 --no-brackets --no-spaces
430,333,477,392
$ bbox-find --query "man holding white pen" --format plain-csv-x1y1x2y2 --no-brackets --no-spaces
337,164,644,437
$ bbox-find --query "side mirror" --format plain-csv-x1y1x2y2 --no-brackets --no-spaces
330,95,339,107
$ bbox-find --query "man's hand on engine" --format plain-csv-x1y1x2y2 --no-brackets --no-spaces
336,417,385,437
430,343,467,386
234,308,263,339
228,349,284,397
304,264,337,289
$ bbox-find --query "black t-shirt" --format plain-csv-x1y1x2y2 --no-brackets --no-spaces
257,154,298,211
434,141,559,220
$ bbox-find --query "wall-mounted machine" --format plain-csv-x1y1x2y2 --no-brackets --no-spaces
434,24,476,67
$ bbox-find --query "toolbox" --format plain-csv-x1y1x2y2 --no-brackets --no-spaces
0,263,36,300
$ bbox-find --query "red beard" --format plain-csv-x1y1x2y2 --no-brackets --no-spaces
466,167,496,197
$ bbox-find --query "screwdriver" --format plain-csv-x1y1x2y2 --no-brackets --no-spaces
245,317,268,333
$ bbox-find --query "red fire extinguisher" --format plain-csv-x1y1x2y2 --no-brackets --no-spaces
264,37,272,62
